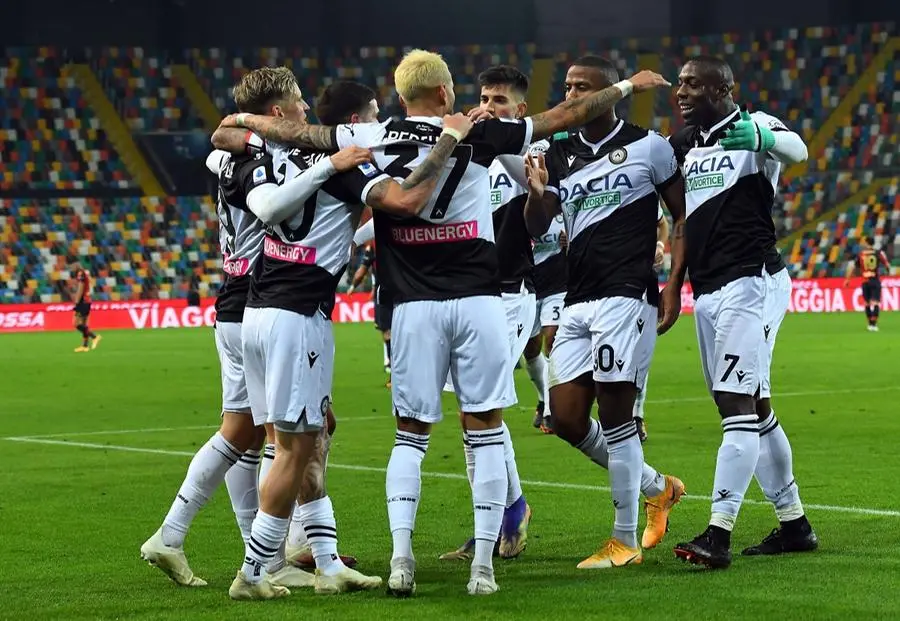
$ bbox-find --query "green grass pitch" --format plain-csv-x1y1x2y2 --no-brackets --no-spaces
1,312,899,620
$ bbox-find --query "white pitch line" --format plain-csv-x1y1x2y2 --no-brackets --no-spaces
5,436,899,518
17,417,387,439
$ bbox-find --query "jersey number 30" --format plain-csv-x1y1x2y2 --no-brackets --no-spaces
384,144,473,220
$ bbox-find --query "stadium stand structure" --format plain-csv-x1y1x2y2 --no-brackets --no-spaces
0,26,895,302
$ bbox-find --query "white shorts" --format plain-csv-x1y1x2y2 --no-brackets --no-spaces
694,274,765,396
759,268,791,398
395,295,516,422
241,307,334,432
549,296,657,389
530,291,566,337
443,287,536,394
215,321,250,413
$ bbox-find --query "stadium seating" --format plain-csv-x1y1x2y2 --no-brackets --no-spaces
0,47,135,192
786,176,899,278
89,47,208,133
0,196,219,304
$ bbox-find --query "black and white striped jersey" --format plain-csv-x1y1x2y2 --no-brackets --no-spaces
246,144,390,317
527,137,567,299
669,108,789,297
545,121,680,307
212,151,269,323
490,157,534,293
334,116,534,303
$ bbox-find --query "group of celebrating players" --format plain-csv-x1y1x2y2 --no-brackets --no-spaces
139,48,820,600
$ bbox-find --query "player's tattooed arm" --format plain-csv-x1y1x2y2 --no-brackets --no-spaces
218,114,338,150
210,128,253,154
529,70,671,141
366,114,473,216
364,134,458,217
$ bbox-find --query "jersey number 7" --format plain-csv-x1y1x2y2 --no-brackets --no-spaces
383,144,473,219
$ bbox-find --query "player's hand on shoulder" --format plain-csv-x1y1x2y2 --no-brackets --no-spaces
330,147,374,172
627,70,671,93
442,112,475,140
466,107,493,124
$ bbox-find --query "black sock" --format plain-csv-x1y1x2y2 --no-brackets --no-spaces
385,338,392,366
873,306,880,326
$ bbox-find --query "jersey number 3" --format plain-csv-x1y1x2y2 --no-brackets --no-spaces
384,144,473,219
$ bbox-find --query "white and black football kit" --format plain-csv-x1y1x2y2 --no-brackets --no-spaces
670,108,791,396
334,116,536,420
208,150,267,413
241,143,390,431
545,121,680,389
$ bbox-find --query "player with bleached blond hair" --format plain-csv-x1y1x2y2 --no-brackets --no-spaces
216,48,671,597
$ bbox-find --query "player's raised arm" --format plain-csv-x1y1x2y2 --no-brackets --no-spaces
218,113,339,151
363,113,474,217
522,153,559,237
528,70,670,141
719,110,808,164
243,147,373,225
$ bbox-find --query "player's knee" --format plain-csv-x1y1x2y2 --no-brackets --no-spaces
396,416,431,437
595,382,637,428
75,323,86,332
714,391,756,418
544,333,556,354
755,397,772,422
221,410,257,450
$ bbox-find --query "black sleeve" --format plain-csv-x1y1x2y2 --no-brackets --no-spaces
323,162,387,205
467,118,531,166
221,153,278,211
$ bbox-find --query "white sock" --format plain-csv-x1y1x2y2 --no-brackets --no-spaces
500,422,524,508
710,414,760,531
386,430,429,562
756,411,804,521
525,354,548,403
576,419,666,498
161,432,241,547
634,374,648,418
259,443,275,487
467,427,507,570
241,510,289,584
603,421,643,548
298,496,344,576
575,418,609,468
224,448,260,544
287,502,308,549
463,434,475,488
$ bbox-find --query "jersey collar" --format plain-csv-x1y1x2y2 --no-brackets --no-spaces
700,107,740,145
577,119,625,154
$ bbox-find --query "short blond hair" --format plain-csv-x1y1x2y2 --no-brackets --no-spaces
394,49,453,102
233,66,299,114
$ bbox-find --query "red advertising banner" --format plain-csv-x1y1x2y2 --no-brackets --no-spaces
1,278,896,334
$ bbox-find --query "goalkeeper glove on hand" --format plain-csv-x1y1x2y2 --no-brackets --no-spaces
719,109,775,152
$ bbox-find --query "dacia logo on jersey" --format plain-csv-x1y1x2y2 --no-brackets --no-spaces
685,155,734,192
560,173,633,213
490,172,514,205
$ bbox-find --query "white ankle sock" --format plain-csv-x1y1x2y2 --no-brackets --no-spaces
241,511,289,584
710,414,760,531
524,354,548,403
467,427,507,570
224,448,260,544
500,422,523,507
287,502,308,549
162,432,241,547
298,496,344,576
386,430,429,561
755,411,804,521
603,421,642,548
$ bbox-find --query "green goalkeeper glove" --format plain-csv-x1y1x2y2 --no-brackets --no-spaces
719,109,775,152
